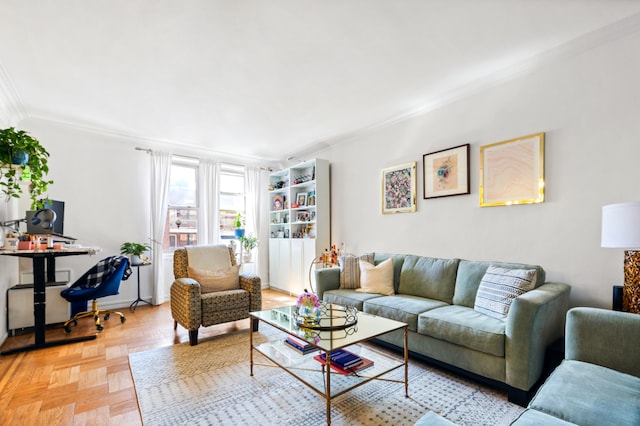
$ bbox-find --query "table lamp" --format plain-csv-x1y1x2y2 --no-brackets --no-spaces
601,202,640,313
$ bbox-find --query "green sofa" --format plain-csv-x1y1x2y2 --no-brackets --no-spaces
315,253,571,405
511,307,640,425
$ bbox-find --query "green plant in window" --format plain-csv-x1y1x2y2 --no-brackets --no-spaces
239,234,259,251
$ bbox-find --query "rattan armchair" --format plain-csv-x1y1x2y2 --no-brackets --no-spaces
170,245,262,345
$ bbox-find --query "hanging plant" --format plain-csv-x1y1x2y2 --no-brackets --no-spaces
0,127,54,209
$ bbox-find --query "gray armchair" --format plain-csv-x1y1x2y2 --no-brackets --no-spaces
170,245,262,345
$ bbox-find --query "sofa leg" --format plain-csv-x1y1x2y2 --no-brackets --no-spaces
173,320,177,330
189,329,199,346
252,318,259,332
508,388,530,407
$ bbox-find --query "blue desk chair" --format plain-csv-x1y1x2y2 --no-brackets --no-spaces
61,255,132,332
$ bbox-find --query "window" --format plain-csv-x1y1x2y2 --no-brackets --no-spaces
164,156,198,250
219,163,245,240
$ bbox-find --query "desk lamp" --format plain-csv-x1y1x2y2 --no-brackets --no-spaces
601,202,640,313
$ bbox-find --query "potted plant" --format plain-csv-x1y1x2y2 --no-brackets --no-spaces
120,241,151,265
239,234,258,262
0,127,54,209
234,213,245,238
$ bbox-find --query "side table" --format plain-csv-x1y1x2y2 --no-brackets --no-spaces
129,263,152,311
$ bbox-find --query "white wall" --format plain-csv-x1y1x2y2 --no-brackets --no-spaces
315,27,640,309
6,119,154,314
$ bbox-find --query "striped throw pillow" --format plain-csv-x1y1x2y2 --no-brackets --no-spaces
339,253,375,289
474,266,537,320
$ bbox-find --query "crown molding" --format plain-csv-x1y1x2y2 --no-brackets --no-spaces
308,11,640,150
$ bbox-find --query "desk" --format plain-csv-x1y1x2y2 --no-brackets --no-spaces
0,248,98,355
129,263,152,311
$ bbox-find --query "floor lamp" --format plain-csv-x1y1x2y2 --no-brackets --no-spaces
601,202,640,313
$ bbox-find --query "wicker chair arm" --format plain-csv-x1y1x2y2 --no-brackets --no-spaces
239,273,262,312
170,277,203,329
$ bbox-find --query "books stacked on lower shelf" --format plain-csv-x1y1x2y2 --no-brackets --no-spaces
314,349,374,376
283,335,318,355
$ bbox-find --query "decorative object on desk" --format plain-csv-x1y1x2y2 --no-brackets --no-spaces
601,202,640,313
423,144,470,199
233,212,245,238
120,241,151,266
0,127,54,209
480,132,545,207
239,233,258,262
382,161,417,214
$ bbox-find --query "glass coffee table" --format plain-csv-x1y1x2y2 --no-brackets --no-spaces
250,303,408,425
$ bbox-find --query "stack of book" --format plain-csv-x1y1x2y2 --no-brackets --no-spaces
314,349,374,376
283,335,317,355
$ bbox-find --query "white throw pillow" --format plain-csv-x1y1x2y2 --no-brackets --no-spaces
356,258,394,296
188,264,240,293
474,265,537,320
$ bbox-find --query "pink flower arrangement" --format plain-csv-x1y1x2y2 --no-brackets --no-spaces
296,292,320,309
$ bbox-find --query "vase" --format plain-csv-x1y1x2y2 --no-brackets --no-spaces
131,255,143,266
299,305,321,326
11,149,28,166
234,228,245,238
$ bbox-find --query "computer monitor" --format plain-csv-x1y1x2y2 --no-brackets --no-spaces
26,200,65,236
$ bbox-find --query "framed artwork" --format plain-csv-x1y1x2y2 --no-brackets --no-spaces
480,132,545,207
382,162,417,214
272,194,285,211
423,144,470,199
296,192,307,207
307,190,316,206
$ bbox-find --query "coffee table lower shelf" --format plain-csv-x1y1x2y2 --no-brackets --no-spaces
249,318,408,425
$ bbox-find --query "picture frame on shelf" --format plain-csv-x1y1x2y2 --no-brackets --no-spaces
423,144,470,199
382,162,417,214
480,132,545,207
307,190,316,206
272,194,285,211
296,192,307,207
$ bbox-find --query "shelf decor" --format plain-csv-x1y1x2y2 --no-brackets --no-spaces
382,162,417,214
480,132,545,207
423,144,470,199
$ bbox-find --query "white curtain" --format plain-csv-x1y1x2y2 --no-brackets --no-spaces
198,159,220,244
150,151,172,304
245,166,263,275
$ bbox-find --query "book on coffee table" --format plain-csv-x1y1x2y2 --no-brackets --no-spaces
314,353,374,376
283,336,317,355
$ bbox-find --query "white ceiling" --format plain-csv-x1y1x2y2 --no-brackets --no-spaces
1,1,640,162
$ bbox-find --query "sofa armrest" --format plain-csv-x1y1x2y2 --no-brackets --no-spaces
239,273,262,312
566,307,640,377
315,268,340,300
505,281,571,391
170,277,203,330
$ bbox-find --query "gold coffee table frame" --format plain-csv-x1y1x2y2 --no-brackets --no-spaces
250,304,408,425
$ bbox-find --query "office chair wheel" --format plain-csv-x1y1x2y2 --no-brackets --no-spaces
97,324,104,331
121,317,126,324
104,313,110,321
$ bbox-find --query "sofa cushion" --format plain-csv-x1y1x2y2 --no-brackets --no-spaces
418,305,506,357
453,260,546,308
397,255,459,304
322,289,384,311
528,359,640,426
474,266,537,320
364,294,447,332
356,258,394,295
510,409,578,425
339,252,375,289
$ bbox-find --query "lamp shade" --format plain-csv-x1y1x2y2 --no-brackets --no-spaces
601,202,640,248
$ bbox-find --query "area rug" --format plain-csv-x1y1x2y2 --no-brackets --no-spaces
129,328,524,425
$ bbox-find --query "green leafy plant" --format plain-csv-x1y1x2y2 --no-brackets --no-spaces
119,242,151,257
239,234,259,251
233,213,244,229
0,127,54,209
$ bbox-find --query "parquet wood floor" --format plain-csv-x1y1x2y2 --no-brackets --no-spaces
0,289,295,425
